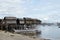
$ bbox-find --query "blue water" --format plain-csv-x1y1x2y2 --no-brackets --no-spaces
36,25,60,40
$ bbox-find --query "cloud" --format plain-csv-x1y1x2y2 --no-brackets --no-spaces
0,0,27,18
0,0,60,22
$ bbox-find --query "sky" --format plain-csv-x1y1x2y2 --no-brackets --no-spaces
0,0,60,23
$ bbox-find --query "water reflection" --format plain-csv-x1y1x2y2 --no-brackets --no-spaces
36,25,60,40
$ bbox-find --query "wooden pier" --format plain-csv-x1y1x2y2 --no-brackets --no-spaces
13,29,41,36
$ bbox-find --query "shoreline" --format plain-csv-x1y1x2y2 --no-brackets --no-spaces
0,30,50,40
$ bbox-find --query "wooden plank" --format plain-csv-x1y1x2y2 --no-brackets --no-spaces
6,21,16,24
13,29,41,34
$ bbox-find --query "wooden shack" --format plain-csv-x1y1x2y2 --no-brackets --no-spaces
16,18,24,30
3,17,17,31
33,19,41,24
15,18,39,30
23,18,41,24
18,18,41,29
23,18,33,25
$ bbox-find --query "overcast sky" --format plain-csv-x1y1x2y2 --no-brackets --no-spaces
0,0,60,23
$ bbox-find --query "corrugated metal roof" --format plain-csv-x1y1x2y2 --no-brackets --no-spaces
4,17,16,19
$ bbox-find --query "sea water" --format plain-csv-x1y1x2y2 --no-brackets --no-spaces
36,25,60,40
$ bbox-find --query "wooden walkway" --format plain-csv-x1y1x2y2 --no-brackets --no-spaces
13,29,41,35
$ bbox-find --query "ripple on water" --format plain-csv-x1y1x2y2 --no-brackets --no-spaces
36,25,60,40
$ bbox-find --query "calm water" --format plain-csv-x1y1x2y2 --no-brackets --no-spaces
36,25,60,40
